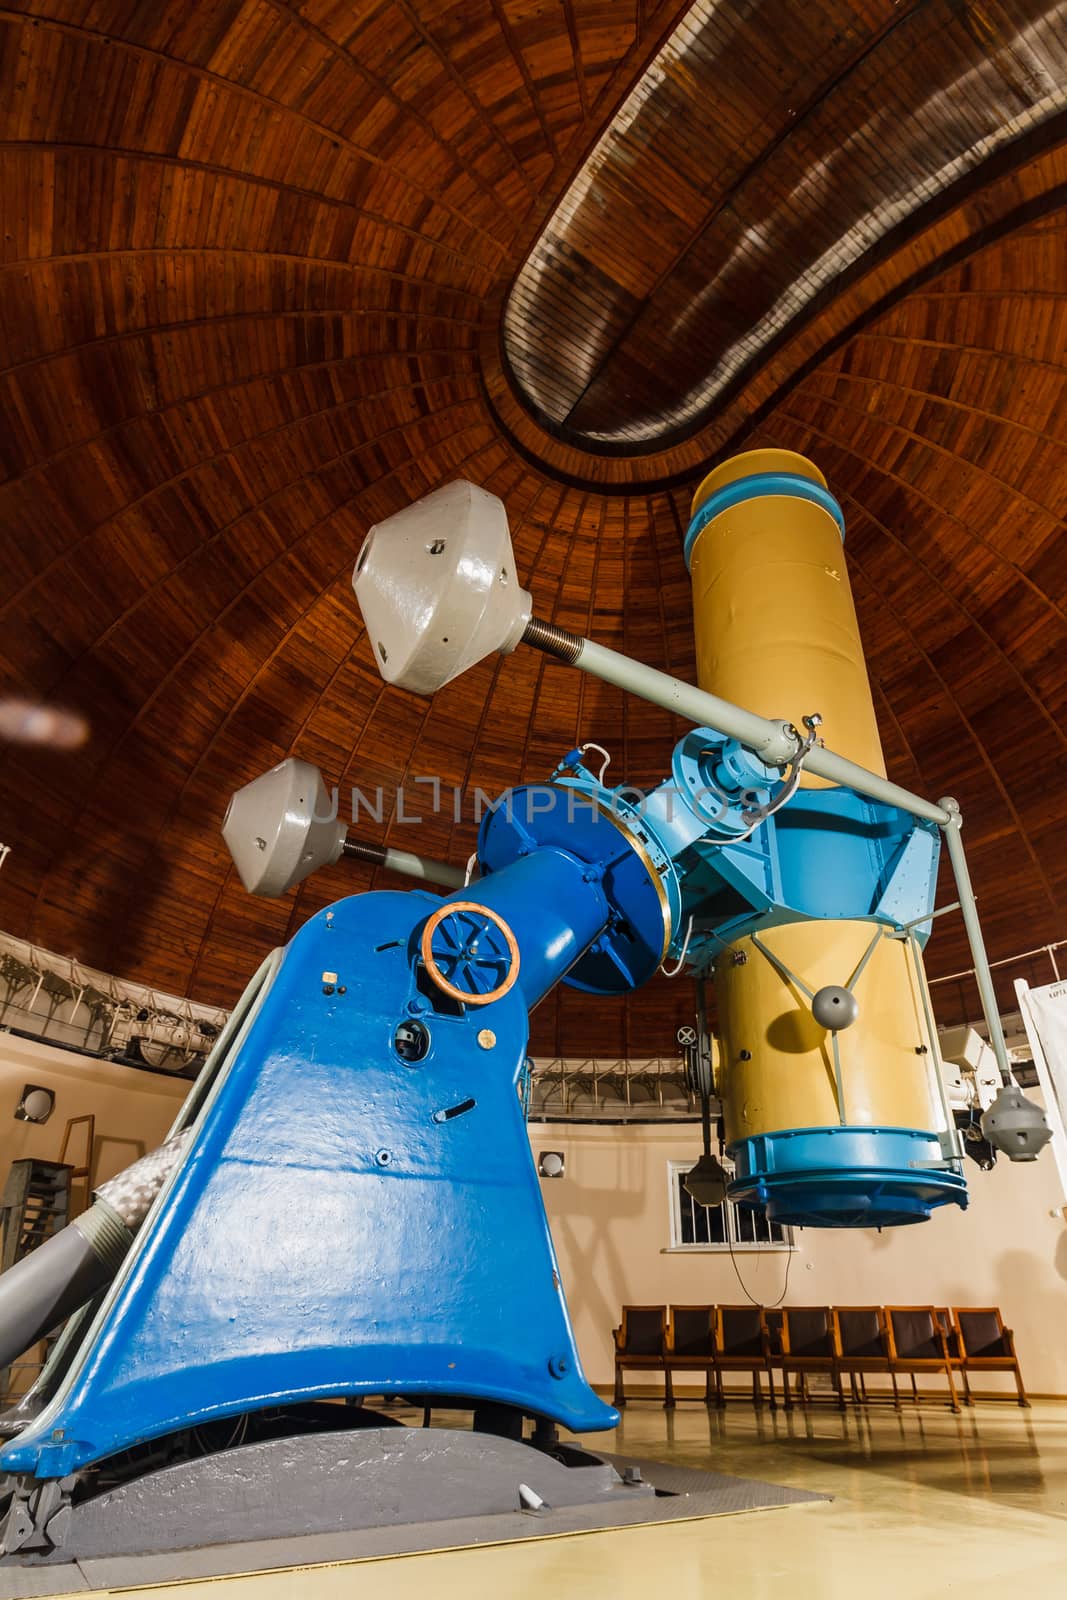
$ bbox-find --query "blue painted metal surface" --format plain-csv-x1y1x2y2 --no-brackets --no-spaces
479,783,671,994
683,471,846,567
729,1127,968,1227
1,869,617,1480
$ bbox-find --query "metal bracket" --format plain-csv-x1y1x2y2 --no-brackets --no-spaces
748,932,813,999
0,1472,75,1557
889,901,961,936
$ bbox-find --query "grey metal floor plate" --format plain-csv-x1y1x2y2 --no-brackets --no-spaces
0,1450,827,1596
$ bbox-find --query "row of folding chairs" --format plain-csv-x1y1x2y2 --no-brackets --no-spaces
613,1304,1028,1414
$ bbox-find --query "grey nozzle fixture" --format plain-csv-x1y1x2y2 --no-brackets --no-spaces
683,1152,729,1208
980,1083,1053,1163
0,1133,191,1380
0,1201,133,1375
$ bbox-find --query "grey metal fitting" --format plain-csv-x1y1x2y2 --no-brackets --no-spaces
95,1131,192,1229
72,1199,135,1275
980,1084,1053,1162
753,720,801,767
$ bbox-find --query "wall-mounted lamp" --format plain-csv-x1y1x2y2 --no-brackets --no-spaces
15,1084,55,1124
538,1151,565,1179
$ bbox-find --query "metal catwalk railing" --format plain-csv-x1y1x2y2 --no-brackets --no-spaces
930,939,1064,987
528,1057,693,1122
0,934,227,1077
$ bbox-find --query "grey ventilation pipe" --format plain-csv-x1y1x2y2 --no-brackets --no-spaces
0,1134,189,1379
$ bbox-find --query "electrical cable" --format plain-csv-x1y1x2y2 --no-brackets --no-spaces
725,1213,794,1309
719,1120,794,1310
660,915,694,978
578,742,611,784
192,1412,248,1455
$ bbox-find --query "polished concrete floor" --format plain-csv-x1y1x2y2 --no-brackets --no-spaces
38,1397,1067,1600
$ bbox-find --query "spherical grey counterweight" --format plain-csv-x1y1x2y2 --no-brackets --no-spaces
812,985,859,1030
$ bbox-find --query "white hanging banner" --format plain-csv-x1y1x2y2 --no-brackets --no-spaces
1016,978,1067,1212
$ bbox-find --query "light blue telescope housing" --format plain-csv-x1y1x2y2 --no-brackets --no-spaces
481,718,966,1230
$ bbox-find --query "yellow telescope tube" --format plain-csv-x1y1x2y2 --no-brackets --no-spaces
688,450,955,1225
690,449,884,786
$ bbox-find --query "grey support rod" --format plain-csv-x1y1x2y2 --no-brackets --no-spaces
939,799,1014,1085
523,618,950,825
342,837,466,889
523,616,1015,1086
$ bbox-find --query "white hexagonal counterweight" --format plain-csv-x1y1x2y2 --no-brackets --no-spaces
352,480,532,695
222,757,346,897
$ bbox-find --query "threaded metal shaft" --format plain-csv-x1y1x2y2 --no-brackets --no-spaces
342,838,389,867
522,616,584,664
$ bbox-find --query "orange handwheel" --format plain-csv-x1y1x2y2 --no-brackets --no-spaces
419,902,521,1007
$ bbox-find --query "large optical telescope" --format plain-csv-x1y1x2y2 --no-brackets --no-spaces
0,455,1046,1572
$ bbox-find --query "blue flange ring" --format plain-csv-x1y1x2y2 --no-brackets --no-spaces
684,471,846,569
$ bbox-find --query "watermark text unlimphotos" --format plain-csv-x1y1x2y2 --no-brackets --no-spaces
311,777,771,831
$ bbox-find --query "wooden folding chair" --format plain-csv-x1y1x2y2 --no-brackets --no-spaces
834,1307,896,1405
714,1306,776,1409
885,1305,961,1413
780,1306,845,1409
665,1305,717,1407
952,1307,1029,1407
613,1305,668,1407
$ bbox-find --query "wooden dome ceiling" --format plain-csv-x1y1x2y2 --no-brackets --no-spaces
0,0,1064,1057
503,0,1067,450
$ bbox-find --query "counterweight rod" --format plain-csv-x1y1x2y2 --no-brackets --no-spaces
523,617,949,826
342,836,466,889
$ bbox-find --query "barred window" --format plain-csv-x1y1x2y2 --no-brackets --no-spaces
667,1159,793,1251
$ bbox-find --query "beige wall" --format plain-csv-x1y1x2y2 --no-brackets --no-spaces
532,1121,1067,1397
0,1033,187,1193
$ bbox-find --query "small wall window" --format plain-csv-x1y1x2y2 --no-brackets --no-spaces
667,1159,793,1252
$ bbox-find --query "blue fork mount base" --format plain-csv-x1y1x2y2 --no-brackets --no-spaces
0,889,618,1481
727,1126,968,1228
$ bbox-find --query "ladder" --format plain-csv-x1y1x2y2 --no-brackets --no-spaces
0,1159,73,1402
